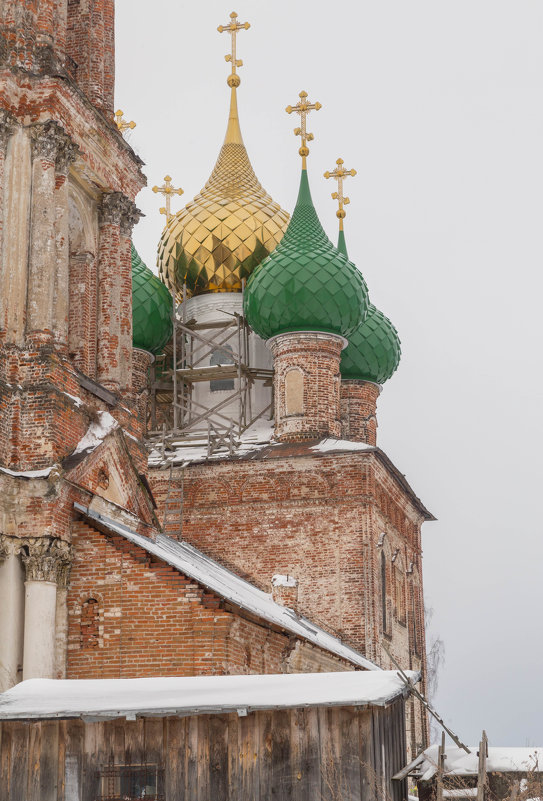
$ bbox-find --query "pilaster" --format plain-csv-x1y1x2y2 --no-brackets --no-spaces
97,192,140,393
27,121,75,344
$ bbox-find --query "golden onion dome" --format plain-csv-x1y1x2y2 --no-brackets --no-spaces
158,87,290,297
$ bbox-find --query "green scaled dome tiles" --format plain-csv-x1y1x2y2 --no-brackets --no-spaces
244,170,369,340
341,303,401,384
132,244,173,355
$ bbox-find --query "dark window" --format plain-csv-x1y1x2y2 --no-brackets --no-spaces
210,345,235,392
381,551,387,633
98,763,164,800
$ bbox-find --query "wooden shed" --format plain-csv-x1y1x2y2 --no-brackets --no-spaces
0,671,414,801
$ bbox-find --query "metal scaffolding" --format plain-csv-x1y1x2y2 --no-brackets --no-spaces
149,285,273,456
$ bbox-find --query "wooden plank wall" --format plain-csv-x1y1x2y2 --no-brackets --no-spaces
0,700,408,801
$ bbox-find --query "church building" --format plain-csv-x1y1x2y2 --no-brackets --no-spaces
0,3,434,798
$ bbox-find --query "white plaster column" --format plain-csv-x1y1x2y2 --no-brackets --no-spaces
54,556,72,680
0,118,31,345
0,537,25,692
27,121,66,341
53,134,79,349
21,538,72,681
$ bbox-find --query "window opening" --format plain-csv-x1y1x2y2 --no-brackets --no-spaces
210,344,235,392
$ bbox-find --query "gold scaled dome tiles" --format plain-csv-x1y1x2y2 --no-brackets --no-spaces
158,89,290,297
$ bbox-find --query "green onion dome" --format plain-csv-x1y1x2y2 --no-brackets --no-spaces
341,303,401,384
243,170,369,341
132,244,173,355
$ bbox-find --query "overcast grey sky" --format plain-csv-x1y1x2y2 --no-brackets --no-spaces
115,1,543,746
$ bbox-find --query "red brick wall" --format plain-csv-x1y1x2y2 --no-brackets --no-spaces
67,521,354,679
149,450,427,666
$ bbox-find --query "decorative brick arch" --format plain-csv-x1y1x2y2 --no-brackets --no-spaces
189,477,231,508
74,592,105,650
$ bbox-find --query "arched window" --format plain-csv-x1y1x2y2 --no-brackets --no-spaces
381,551,387,633
395,567,406,625
285,369,304,415
81,598,100,649
210,345,235,392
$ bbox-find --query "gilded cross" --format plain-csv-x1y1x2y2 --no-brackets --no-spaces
152,175,184,221
218,11,250,87
286,91,322,168
324,158,357,229
114,110,136,135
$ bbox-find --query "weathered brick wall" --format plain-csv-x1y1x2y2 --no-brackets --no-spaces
66,0,115,115
149,449,426,663
66,521,356,679
269,332,343,441
340,380,380,445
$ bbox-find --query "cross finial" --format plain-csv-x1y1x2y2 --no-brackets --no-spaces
286,91,322,169
152,175,184,222
218,11,250,88
324,158,357,230
114,110,136,135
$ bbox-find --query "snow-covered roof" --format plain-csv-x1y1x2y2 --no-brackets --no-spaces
0,671,416,721
419,746,543,780
74,501,381,672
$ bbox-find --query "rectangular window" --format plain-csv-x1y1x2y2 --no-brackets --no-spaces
97,764,164,801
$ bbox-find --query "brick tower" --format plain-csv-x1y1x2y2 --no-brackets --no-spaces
0,0,147,689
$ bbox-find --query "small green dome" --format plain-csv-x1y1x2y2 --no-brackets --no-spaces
244,170,368,340
341,303,401,384
132,244,173,354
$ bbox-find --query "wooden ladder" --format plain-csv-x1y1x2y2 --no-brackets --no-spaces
162,462,187,537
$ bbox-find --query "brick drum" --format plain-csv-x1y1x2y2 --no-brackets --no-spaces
269,331,344,441
340,379,381,445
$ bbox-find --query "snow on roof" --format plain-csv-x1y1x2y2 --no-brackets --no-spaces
0,466,53,479
0,671,415,721
309,439,373,453
147,418,275,468
73,411,118,456
74,502,382,672
419,746,543,780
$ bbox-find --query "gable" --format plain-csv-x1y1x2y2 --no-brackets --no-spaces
64,430,157,526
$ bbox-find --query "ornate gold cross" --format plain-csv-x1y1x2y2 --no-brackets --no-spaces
114,110,136,135
324,158,357,229
218,11,250,87
152,175,184,221
286,91,322,168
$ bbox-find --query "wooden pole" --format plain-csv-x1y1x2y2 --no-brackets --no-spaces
436,732,446,801
477,731,488,801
